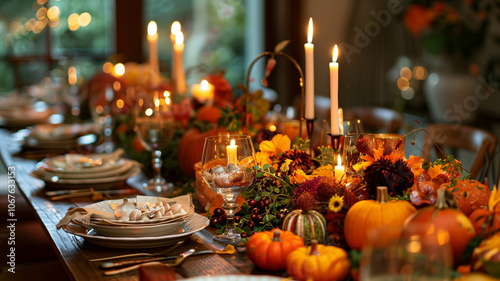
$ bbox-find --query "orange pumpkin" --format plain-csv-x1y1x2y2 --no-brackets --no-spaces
177,127,225,178
469,208,500,238
405,188,476,265
196,105,223,124
442,179,491,216
344,186,417,249
246,229,304,271
286,240,350,281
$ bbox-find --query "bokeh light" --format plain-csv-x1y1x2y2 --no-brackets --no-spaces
401,87,415,100
102,62,113,74
397,77,410,91
114,63,125,76
68,13,79,31
400,67,412,80
79,12,91,27
47,6,60,21
413,66,428,80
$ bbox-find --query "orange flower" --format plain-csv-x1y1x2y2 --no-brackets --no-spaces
255,151,272,167
407,155,425,177
290,169,309,185
311,164,334,179
259,134,291,157
403,5,434,36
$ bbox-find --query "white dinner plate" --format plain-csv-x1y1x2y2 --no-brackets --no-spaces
40,155,123,174
35,159,134,179
36,165,141,190
62,213,209,248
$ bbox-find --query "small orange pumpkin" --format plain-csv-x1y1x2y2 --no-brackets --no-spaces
442,179,491,216
405,188,476,265
286,240,350,281
344,186,417,249
246,229,304,271
177,127,226,178
468,185,500,238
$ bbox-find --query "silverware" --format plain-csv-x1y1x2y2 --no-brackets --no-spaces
103,249,196,276
88,240,184,262
99,250,214,269
49,189,137,200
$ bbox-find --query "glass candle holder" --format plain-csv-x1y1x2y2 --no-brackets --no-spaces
374,133,405,155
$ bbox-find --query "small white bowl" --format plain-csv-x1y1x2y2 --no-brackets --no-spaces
90,220,183,237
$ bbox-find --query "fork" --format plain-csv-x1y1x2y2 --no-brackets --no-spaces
103,249,195,276
88,240,185,262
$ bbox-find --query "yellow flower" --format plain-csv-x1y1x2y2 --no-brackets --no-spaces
280,159,293,173
311,164,334,179
353,161,370,172
259,134,291,157
290,169,308,185
328,195,344,213
255,151,272,167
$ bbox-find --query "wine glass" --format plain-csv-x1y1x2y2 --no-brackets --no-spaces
360,223,453,281
135,89,175,194
90,85,116,153
201,135,256,244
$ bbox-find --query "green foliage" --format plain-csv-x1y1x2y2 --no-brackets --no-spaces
425,155,471,187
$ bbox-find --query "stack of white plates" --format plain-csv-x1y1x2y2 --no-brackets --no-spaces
31,149,141,189
21,123,98,151
61,195,209,249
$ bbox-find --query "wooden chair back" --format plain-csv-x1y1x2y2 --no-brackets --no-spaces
422,124,498,181
344,107,404,134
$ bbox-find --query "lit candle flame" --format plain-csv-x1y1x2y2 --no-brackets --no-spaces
307,17,313,43
333,44,338,63
201,80,210,90
337,154,342,166
230,139,235,146
175,31,184,45
171,21,180,35
147,21,157,37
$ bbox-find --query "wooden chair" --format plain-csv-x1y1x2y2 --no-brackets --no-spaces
344,106,404,134
422,124,498,181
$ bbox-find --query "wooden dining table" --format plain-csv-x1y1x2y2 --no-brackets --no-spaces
0,128,285,281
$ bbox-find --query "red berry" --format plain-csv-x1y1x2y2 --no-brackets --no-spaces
256,215,263,221
241,231,248,238
234,216,242,223
213,208,225,218
276,213,284,219
248,200,257,207
248,221,255,230
252,208,260,215
209,217,219,228
251,214,258,221
219,214,227,223
264,199,270,206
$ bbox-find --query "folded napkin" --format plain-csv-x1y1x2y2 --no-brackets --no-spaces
56,207,116,229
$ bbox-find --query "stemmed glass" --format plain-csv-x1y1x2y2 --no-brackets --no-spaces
201,135,256,244
90,85,116,153
135,89,175,195
360,223,453,281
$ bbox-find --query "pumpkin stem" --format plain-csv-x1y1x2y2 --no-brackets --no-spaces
435,188,459,210
272,230,282,242
309,240,320,256
376,186,390,204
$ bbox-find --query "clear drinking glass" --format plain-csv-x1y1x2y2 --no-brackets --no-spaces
135,89,175,195
360,223,453,281
342,133,375,179
201,135,256,244
90,85,116,153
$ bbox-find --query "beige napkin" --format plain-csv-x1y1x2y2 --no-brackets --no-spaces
56,194,194,229
56,207,116,229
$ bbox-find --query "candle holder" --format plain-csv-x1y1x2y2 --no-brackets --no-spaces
328,133,343,151
304,118,315,155
244,41,305,137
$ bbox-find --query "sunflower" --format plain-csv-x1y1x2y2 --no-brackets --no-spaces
328,195,344,213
